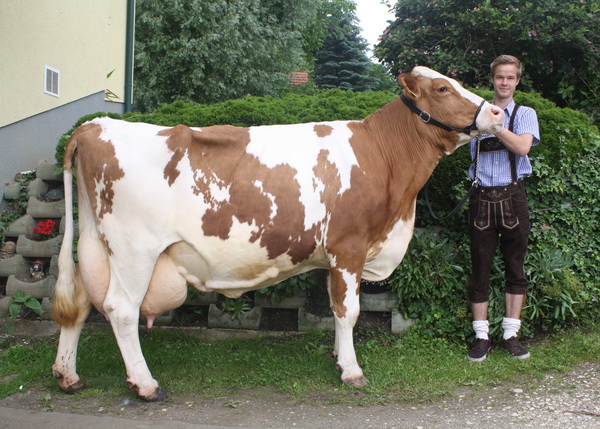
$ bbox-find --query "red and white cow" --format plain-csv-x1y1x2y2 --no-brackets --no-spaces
51,67,503,401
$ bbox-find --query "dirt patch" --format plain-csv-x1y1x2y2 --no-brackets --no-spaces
1,362,599,429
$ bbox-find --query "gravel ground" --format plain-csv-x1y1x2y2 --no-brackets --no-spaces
0,361,597,428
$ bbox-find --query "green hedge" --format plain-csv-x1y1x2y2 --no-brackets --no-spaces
54,88,599,341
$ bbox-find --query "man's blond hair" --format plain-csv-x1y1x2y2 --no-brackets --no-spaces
490,55,522,79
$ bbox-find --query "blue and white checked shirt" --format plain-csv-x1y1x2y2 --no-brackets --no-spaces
469,100,540,187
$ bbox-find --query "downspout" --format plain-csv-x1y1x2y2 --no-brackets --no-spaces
124,0,135,112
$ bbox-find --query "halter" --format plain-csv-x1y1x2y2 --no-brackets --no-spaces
400,93,486,136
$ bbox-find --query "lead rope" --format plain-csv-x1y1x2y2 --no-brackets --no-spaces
474,134,481,187
424,135,481,220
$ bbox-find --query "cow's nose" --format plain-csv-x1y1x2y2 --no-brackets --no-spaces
490,105,503,116
489,105,504,121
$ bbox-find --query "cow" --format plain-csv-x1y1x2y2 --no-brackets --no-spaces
51,67,503,401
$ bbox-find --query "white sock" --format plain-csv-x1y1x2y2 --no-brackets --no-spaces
502,317,521,340
473,320,489,340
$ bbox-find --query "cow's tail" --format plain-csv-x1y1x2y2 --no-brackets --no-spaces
51,132,87,327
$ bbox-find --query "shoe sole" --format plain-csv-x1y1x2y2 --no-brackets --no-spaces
467,354,488,362
511,352,531,360
467,347,491,362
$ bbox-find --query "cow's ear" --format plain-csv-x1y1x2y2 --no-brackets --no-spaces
398,73,420,99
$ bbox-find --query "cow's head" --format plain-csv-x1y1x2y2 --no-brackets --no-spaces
399,67,503,149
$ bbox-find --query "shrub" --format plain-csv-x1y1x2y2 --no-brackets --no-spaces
388,229,471,341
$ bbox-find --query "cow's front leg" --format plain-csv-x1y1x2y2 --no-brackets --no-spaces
328,269,369,387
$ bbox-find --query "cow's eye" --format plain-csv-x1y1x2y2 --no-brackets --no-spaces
438,87,449,93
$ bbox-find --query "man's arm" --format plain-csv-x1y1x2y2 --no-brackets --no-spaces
494,128,534,157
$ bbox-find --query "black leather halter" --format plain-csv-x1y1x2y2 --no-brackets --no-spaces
400,93,486,136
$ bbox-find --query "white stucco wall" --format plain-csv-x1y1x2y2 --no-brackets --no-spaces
0,0,127,127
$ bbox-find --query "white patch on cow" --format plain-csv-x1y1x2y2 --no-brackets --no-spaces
207,181,230,203
362,214,416,281
94,117,171,148
247,122,359,229
253,180,277,220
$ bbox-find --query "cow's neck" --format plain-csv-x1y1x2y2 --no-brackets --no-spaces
361,97,455,194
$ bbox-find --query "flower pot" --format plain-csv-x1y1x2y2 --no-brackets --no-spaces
1,178,48,200
207,304,262,330
255,290,307,309
0,296,13,318
26,196,65,218
359,290,398,312
184,290,219,306
0,254,28,277
298,307,335,331
6,274,56,300
391,310,415,334
16,234,62,257
5,215,37,238
35,160,61,182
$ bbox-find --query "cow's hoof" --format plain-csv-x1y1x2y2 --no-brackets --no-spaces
52,367,86,393
342,375,370,388
62,380,86,394
138,387,168,402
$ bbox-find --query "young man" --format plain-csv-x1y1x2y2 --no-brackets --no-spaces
467,55,540,362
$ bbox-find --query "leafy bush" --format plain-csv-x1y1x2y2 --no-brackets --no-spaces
388,229,471,341
255,271,321,306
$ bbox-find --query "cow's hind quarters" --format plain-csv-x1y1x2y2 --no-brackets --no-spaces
342,374,370,388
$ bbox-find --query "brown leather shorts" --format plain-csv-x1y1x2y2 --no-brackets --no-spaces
468,181,530,303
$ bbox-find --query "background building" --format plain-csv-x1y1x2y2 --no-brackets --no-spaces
0,0,135,199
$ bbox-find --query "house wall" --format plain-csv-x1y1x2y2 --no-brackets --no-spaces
0,0,130,200
0,0,127,127
0,93,123,200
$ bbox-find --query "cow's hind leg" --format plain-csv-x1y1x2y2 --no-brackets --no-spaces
52,271,91,393
327,268,369,387
103,256,166,401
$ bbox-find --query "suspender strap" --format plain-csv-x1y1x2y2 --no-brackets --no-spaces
507,105,520,183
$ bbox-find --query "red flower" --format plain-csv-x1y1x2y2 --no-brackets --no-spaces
32,220,56,238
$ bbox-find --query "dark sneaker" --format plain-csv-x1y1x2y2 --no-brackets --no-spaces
468,338,492,362
501,336,531,359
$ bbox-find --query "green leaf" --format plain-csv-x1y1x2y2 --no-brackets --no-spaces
25,298,43,315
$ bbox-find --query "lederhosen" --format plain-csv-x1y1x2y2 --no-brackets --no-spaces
467,106,530,303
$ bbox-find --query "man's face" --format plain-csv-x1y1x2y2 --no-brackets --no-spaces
492,64,520,100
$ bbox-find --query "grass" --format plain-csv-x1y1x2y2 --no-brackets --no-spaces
1,324,598,404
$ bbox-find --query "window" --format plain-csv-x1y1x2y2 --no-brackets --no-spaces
44,66,60,97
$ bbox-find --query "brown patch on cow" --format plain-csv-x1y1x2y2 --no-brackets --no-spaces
328,269,348,319
99,232,114,256
163,147,184,186
312,149,342,198
159,124,317,264
70,121,125,220
314,124,333,138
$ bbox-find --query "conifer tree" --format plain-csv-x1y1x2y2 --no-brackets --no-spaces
313,16,379,91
